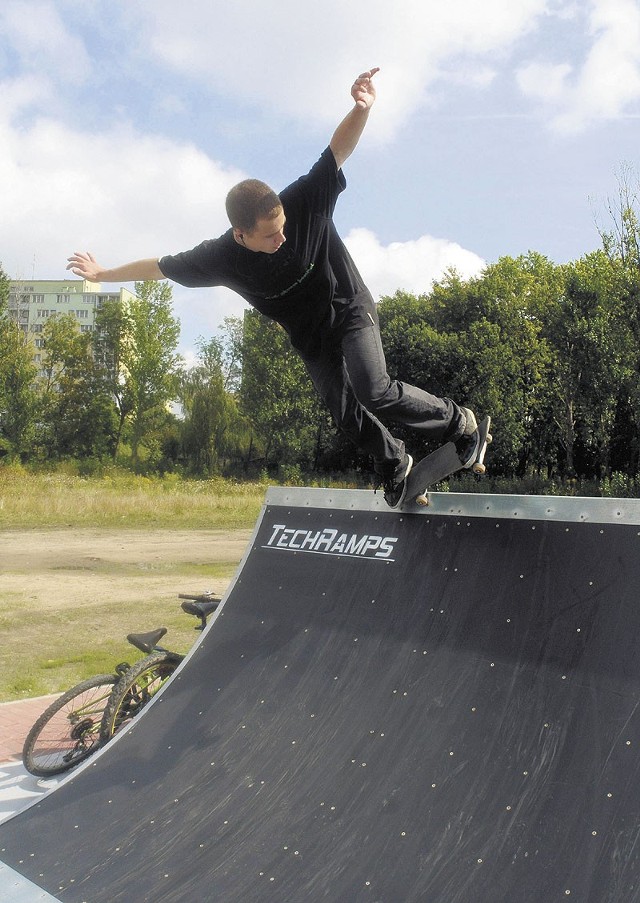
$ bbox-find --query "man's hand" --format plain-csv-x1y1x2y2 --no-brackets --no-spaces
330,67,380,169
351,67,380,109
65,253,164,283
66,250,103,281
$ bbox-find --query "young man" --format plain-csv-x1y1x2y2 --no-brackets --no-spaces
67,68,478,508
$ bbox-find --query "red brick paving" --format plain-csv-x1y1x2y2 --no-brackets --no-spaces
0,696,59,763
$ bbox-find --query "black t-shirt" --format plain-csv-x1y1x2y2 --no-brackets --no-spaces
158,147,376,355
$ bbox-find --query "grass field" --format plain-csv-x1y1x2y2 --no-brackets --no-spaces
0,466,267,530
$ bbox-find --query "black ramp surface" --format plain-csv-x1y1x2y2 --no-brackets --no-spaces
2,489,640,902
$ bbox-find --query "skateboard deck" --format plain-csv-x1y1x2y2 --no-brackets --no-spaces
403,415,492,508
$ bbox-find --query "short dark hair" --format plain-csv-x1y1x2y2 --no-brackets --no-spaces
225,179,281,232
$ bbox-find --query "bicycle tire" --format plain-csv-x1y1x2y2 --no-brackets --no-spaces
100,652,182,743
22,674,117,777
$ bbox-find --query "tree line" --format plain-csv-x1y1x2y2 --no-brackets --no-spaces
0,278,181,470
1,190,639,487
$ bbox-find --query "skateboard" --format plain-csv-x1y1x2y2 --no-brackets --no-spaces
403,415,492,508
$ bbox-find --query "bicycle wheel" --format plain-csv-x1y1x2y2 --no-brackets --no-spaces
22,674,117,777
100,652,182,743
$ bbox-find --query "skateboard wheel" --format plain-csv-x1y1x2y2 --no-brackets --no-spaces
472,462,486,475
487,433,493,443
416,494,430,507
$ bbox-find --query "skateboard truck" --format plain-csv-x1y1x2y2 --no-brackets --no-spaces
405,416,493,508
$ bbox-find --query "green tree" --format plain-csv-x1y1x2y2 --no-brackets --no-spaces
238,310,327,473
120,281,181,469
92,297,132,457
379,256,559,476
379,288,466,462
0,265,38,459
215,316,244,393
469,254,560,476
178,334,250,474
597,164,640,474
530,251,631,478
37,313,117,459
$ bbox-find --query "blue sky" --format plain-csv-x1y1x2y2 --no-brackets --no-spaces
1,0,639,361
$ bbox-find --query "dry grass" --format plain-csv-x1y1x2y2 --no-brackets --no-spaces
0,465,266,530
0,579,234,701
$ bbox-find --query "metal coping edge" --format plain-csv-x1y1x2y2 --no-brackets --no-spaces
264,486,640,526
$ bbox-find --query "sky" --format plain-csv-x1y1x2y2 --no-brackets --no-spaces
1,0,639,363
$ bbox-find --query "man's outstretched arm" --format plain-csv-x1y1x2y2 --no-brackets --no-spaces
66,251,165,283
329,67,379,170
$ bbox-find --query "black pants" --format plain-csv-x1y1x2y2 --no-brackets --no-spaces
301,323,465,474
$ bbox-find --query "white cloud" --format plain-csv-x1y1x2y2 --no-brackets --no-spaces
124,0,550,140
517,0,640,132
517,61,573,104
121,0,640,137
0,0,90,84
0,77,249,357
0,83,249,353
0,74,54,119
344,228,485,299
0,88,244,280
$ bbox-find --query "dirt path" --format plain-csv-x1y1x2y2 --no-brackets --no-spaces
0,527,252,611
0,528,251,573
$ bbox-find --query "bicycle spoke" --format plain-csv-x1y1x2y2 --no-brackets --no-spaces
23,676,116,777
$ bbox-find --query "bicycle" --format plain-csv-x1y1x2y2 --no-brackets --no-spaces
99,592,219,742
22,592,220,778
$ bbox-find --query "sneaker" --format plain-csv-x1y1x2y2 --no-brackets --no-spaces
376,454,413,508
455,408,480,468
461,407,477,436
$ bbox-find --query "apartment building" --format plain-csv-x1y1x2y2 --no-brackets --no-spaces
7,279,135,374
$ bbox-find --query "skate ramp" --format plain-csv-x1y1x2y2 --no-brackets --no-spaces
2,487,640,902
